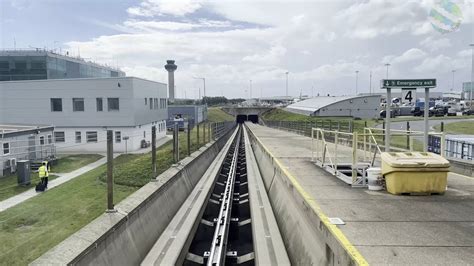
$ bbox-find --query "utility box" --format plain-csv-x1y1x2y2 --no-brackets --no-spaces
17,160,31,186
381,152,450,195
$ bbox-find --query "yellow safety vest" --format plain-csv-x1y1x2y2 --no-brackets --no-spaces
39,165,47,178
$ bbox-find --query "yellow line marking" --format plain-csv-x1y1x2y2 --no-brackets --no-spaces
248,125,369,266
450,172,474,180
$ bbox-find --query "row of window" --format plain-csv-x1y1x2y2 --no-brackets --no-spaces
145,98,167,110
51,98,119,112
2,135,53,155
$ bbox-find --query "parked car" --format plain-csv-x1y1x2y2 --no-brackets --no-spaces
380,110,396,118
462,109,474,115
447,108,457,116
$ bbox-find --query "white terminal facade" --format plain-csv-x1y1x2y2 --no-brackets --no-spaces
0,77,168,152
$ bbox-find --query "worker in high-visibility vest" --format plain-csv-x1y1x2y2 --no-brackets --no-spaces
38,162,49,188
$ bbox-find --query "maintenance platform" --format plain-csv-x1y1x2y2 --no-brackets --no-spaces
246,123,474,265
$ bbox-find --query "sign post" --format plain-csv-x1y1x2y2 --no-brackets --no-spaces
381,79,436,152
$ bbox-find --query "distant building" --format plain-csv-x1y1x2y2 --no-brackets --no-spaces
286,95,381,119
0,49,125,81
0,77,167,152
0,124,55,177
462,82,474,100
168,105,208,127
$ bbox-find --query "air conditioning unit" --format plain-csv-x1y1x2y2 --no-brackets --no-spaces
10,158,17,174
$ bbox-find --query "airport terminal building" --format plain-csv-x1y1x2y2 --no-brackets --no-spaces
0,77,168,152
0,49,125,81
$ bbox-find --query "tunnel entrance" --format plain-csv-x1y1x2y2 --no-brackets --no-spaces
236,114,259,123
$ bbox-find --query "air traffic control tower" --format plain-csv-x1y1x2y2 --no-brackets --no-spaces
164,60,177,100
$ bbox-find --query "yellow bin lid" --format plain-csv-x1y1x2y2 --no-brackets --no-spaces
381,152,450,168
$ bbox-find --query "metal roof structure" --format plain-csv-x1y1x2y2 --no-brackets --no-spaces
285,95,382,118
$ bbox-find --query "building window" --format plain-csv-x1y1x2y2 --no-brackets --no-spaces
86,131,98,143
108,98,120,111
47,135,52,144
143,131,146,138
73,98,85,112
115,131,121,143
51,98,63,112
40,136,45,145
149,98,153,110
75,131,82,143
96,98,103,112
3,143,10,155
145,98,147,105
54,132,65,143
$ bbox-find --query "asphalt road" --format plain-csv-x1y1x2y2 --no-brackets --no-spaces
376,118,474,133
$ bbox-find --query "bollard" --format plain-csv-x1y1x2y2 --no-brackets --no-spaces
152,126,157,178
208,123,211,142
106,130,115,212
440,122,444,132
406,121,410,150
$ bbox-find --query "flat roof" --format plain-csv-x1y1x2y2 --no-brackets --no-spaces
0,76,166,86
0,124,54,138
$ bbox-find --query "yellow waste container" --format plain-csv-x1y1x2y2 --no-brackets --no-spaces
381,152,450,195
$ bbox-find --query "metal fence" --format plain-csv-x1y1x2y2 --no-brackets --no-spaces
212,121,236,140
429,135,474,160
264,120,353,137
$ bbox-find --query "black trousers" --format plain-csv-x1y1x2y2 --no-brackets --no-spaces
41,177,49,187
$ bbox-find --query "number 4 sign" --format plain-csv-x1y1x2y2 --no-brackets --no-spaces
402,89,416,104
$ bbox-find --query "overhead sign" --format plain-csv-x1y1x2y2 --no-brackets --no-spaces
381,79,436,89
401,88,416,104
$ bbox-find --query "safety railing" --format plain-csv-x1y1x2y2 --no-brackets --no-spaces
212,121,236,140
265,120,353,137
311,127,445,187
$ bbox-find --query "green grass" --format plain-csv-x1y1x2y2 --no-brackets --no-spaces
53,154,103,173
0,126,214,265
434,121,474,134
0,175,59,202
262,108,378,133
208,107,234,122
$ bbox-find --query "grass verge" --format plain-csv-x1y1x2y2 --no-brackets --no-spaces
208,107,235,122
433,121,474,134
0,126,217,265
53,154,103,173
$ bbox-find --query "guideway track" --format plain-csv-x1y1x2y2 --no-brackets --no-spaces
142,125,289,265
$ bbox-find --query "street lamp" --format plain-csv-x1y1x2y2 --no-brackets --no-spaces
249,79,252,98
285,71,289,97
193,77,206,98
384,63,391,79
451,70,456,92
470,43,474,109
355,70,359,95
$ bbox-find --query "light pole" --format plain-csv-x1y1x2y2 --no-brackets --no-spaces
249,79,252,98
285,71,289,97
470,44,474,109
384,63,391,79
451,70,456,92
369,70,373,94
355,70,359,95
193,77,206,98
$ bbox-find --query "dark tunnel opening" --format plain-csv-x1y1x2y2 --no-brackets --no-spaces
236,114,259,124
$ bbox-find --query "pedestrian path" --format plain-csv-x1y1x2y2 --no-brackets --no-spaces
0,155,115,213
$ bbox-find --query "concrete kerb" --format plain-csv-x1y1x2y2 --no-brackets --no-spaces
31,127,237,265
245,123,368,266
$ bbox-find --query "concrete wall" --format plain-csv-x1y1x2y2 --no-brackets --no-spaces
246,124,357,265
32,126,236,265
448,157,474,177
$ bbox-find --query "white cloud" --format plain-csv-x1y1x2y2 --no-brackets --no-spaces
420,36,451,51
382,48,427,65
127,0,203,17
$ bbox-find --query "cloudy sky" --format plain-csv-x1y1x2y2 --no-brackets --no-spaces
1,0,474,98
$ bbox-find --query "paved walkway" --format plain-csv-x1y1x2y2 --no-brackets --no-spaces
0,155,117,213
